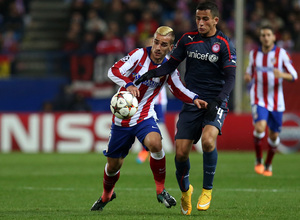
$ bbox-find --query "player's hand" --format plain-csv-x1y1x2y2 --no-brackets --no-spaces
273,68,282,78
204,98,222,121
135,69,156,85
126,85,140,97
244,73,252,83
194,99,208,109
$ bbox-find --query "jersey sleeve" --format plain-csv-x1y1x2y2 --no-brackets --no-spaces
220,38,236,69
166,69,196,104
170,35,186,62
281,49,298,81
107,49,140,87
216,36,237,100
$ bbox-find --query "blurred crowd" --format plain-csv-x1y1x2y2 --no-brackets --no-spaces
1,0,300,58
243,0,300,53
63,0,300,56
1,0,299,112
0,0,30,54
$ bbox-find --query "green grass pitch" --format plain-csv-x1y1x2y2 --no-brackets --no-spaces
0,152,299,220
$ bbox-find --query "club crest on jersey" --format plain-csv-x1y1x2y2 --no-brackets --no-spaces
271,57,277,65
212,43,220,53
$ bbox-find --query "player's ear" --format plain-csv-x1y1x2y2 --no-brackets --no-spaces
214,16,219,25
170,44,174,51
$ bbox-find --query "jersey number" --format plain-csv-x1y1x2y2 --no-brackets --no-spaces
217,108,224,119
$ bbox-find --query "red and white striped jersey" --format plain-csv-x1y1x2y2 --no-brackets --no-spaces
108,47,197,127
154,86,168,106
246,46,298,112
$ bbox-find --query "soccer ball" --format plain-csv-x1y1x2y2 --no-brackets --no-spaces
110,91,138,119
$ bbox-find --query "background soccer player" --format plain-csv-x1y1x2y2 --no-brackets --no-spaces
91,26,207,211
244,25,298,177
136,1,236,215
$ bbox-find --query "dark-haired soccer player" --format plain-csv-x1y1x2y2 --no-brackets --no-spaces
244,25,297,176
136,1,236,215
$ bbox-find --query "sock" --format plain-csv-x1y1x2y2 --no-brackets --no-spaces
175,157,190,192
253,131,265,164
203,147,218,190
101,163,120,202
265,137,279,168
150,150,166,194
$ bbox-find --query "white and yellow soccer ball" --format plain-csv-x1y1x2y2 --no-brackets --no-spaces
110,91,138,119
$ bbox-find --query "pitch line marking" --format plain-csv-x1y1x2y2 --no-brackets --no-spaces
19,186,299,193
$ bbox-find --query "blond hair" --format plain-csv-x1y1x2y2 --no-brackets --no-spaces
155,26,175,44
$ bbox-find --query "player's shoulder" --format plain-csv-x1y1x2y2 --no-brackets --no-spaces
128,47,146,56
118,48,147,65
275,46,292,60
276,46,288,54
267,46,289,58
183,30,199,37
215,30,236,54
124,47,147,61
249,48,259,55
215,30,233,44
178,30,199,42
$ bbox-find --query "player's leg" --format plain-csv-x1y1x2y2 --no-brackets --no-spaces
263,130,279,176
198,104,227,211
143,131,165,194
136,103,166,164
101,157,123,202
251,105,268,174
253,120,267,174
91,157,123,211
136,103,165,163
263,111,283,176
201,125,218,188
91,124,135,211
174,110,203,215
175,139,194,215
136,118,176,208
197,125,218,211
175,110,202,193
175,139,194,191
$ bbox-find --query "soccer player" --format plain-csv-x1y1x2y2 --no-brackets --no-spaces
135,1,236,215
244,25,298,176
90,26,207,211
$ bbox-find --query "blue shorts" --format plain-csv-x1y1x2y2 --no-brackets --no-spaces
251,105,283,132
103,118,161,158
154,104,165,123
175,102,228,144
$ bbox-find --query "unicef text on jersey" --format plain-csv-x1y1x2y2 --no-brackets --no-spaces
186,51,219,62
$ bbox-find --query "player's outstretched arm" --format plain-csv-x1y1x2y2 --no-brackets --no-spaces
135,69,157,85
273,68,294,81
135,57,180,85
